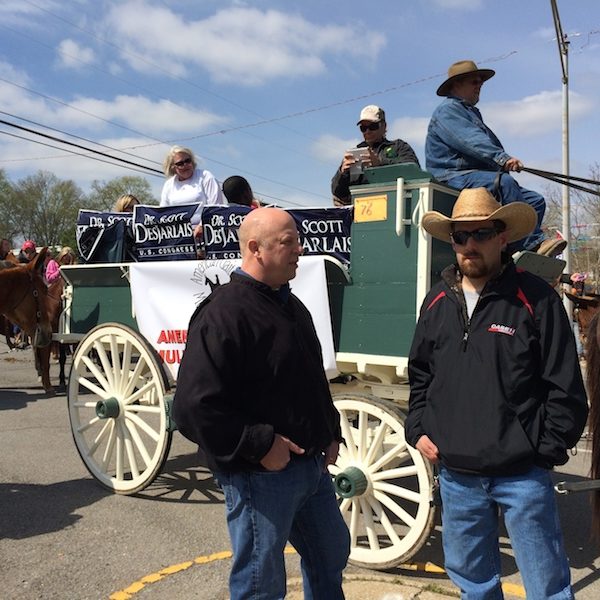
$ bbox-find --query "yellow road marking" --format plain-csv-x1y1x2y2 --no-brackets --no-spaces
109,552,231,599
109,549,526,599
399,562,525,598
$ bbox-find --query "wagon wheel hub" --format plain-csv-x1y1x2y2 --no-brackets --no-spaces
95,397,121,419
334,466,368,498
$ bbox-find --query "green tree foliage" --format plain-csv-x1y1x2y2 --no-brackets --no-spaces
10,171,84,247
0,169,17,243
87,176,157,211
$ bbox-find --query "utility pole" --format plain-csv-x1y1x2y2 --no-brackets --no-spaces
550,0,572,318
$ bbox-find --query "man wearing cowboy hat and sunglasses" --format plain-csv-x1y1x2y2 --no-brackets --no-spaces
405,187,587,599
425,60,565,258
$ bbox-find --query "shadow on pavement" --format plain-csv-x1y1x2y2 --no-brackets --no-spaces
135,450,224,505
0,478,110,540
0,387,56,411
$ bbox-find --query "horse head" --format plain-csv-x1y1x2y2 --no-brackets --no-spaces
0,247,53,348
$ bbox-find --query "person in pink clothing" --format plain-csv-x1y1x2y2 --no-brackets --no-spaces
45,246,76,283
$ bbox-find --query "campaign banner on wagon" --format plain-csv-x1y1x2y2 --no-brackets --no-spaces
201,205,252,259
132,204,198,261
288,207,353,265
129,256,337,381
201,205,353,264
76,210,135,263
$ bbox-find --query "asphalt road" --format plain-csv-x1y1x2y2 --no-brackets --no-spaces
1,340,599,599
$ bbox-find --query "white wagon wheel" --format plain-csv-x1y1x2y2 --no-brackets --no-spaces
67,323,172,495
332,393,436,569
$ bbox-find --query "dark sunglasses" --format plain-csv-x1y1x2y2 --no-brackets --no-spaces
174,157,192,168
359,122,381,132
450,227,498,245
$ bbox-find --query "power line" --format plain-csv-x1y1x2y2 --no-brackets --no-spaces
0,129,162,177
0,110,161,168
0,118,163,175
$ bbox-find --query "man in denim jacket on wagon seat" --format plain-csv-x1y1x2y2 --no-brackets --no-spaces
425,60,565,258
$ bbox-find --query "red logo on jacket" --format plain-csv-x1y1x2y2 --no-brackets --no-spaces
488,323,516,336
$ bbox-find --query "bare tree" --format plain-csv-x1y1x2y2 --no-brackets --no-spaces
543,164,600,287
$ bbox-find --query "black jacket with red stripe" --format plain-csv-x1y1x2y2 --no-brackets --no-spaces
406,261,588,475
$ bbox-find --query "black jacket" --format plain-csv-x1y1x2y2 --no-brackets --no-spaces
331,138,420,205
173,272,341,473
405,261,588,475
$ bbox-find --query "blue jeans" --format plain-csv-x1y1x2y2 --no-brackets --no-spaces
439,466,572,600
215,455,350,600
446,171,545,251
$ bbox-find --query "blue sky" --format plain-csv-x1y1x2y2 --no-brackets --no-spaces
0,0,599,208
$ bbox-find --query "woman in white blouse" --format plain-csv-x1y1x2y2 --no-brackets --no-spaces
160,145,226,237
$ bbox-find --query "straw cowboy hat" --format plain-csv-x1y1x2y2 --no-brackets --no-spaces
421,188,537,243
437,60,495,97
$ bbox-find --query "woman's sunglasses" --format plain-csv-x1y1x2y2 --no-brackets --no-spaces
174,157,193,168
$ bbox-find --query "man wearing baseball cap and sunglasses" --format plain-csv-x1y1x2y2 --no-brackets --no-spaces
331,105,420,206
426,60,564,258
405,187,587,599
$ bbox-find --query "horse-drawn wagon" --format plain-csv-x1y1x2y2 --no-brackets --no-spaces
53,164,564,570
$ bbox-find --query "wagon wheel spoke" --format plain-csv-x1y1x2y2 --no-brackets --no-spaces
93,337,117,390
358,496,380,551
77,416,101,434
122,421,140,480
86,420,112,457
126,411,161,443
367,495,402,546
369,441,406,473
373,489,416,527
374,481,423,504
370,465,419,481
124,379,158,406
76,375,110,399
124,419,153,468
122,356,151,399
339,409,357,461
348,498,361,549
364,420,391,465
100,422,116,472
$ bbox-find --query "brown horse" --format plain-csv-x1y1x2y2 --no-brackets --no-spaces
0,249,54,393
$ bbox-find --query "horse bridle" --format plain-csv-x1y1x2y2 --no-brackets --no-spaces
5,269,46,345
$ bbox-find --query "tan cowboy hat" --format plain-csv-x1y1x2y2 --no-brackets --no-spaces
421,188,537,243
437,60,495,97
